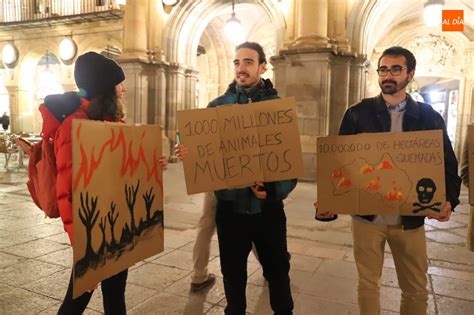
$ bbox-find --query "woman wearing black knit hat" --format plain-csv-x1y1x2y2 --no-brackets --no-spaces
54,52,168,314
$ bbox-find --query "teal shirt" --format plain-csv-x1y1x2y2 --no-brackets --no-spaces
208,79,298,214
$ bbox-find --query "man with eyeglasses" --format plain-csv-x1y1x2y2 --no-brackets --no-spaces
320,46,460,314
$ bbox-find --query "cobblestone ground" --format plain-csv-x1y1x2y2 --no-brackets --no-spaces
1,156,474,314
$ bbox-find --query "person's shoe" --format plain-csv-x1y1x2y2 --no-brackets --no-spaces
190,273,216,292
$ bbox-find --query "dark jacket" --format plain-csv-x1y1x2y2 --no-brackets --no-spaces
1,115,9,130
208,79,297,214
339,94,461,230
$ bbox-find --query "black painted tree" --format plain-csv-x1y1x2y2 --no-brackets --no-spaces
125,181,140,236
143,187,155,223
107,201,119,250
75,192,101,278
79,192,100,260
98,216,107,264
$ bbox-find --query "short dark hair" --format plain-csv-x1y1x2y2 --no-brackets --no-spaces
378,46,416,72
236,42,266,64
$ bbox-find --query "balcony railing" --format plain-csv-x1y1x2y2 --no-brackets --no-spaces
1,0,122,24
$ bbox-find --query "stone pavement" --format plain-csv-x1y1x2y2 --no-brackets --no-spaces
1,158,474,314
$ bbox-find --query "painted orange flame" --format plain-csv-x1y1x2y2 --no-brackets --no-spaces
331,169,343,179
73,125,163,193
360,165,376,174
365,176,381,191
384,183,404,201
379,159,395,170
337,177,352,188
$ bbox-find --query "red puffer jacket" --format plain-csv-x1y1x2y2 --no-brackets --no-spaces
55,98,123,244
54,98,90,245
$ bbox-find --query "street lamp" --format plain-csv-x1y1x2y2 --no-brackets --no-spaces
162,0,178,5
225,0,245,45
58,37,77,62
2,42,19,67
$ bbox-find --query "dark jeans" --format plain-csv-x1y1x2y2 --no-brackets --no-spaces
58,269,128,315
216,202,293,315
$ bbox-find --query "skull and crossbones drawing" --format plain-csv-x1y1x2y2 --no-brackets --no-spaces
412,178,441,213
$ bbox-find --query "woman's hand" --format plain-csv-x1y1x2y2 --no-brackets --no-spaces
159,154,168,171
174,143,188,160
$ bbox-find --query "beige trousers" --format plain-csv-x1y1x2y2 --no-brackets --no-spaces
468,206,474,252
191,192,217,284
352,218,428,315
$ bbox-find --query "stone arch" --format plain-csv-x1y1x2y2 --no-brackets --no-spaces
348,0,473,57
163,0,286,68
15,40,67,132
347,0,474,155
75,33,123,56
197,20,234,107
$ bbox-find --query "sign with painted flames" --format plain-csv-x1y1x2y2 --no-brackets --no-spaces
72,120,164,298
317,130,446,216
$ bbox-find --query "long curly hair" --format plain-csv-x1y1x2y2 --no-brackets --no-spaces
86,87,125,121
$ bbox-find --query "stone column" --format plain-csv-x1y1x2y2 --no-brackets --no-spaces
292,0,330,48
120,62,170,156
148,62,169,157
271,50,333,180
5,86,19,132
165,63,186,149
148,63,167,127
329,55,352,135
184,68,199,110
349,56,369,104
121,62,149,124
121,0,149,62
328,0,351,52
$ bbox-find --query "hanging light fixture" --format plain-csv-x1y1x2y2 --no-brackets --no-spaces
58,37,77,62
225,0,245,45
162,0,179,14
2,42,19,67
423,0,444,27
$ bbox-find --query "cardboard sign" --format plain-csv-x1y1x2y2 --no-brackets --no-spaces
177,97,304,194
468,125,474,205
72,120,164,298
317,130,446,216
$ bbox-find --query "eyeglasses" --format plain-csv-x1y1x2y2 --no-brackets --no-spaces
376,66,407,76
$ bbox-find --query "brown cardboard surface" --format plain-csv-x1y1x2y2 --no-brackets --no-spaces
71,120,164,298
468,125,474,205
317,130,446,216
177,97,304,194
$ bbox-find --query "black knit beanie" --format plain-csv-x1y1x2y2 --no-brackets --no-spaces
74,52,125,100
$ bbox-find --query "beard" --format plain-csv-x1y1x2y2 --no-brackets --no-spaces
379,77,410,95
236,72,260,88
